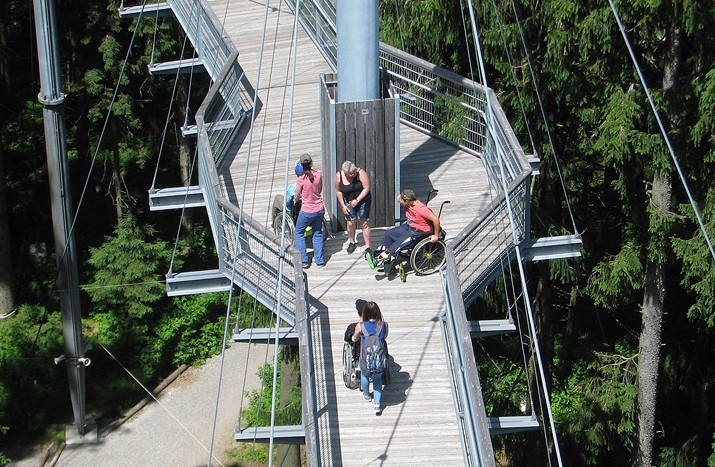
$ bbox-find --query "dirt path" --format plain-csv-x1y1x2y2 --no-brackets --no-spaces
8,342,275,467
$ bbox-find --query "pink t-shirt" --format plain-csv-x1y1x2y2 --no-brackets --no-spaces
297,170,324,213
406,200,434,232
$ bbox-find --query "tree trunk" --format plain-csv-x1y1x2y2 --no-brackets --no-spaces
111,121,124,221
277,347,301,466
635,172,670,466
636,11,681,465
0,139,14,315
178,122,194,242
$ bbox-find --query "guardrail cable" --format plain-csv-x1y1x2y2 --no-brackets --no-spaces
466,1,563,464
607,0,715,262
509,0,578,236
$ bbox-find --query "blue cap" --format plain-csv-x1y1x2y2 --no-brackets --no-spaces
295,159,304,175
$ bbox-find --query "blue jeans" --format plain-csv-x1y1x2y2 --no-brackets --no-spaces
362,370,383,407
383,223,425,256
295,209,325,265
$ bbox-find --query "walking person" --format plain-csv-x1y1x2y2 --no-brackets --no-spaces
352,301,389,414
294,154,325,268
334,160,372,256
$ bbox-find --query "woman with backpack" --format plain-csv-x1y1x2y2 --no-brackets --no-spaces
352,301,389,414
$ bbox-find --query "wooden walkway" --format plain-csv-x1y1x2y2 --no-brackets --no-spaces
207,0,494,464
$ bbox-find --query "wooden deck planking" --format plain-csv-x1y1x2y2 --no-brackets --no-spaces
206,0,496,465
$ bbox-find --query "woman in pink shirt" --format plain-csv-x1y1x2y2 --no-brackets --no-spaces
293,154,325,268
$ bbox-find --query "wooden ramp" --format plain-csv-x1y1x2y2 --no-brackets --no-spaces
207,0,494,464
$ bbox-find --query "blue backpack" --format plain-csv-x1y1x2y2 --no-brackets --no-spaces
360,322,387,373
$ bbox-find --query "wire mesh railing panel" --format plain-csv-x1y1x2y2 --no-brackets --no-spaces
169,0,232,79
442,255,496,467
217,204,298,325
452,177,530,298
285,0,337,68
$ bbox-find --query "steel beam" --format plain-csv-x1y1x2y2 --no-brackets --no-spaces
234,425,305,444
469,319,516,337
166,269,232,296
488,416,540,435
232,327,299,343
118,3,172,18
148,186,205,211
521,234,582,262
148,58,205,75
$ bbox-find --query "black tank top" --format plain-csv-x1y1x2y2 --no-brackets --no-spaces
339,171,363,202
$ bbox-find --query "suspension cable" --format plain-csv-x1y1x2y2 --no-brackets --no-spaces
150,2,160,65
54,0,149,270
466,1,563,464
607,0,715,262
510,0,579,235
100,343,226,466
150,31,192,192
488,0,538,157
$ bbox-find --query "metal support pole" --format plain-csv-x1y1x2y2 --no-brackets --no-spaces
33,0,87,437
336,0,379,103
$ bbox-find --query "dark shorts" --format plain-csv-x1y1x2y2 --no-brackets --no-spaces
344,193,371,221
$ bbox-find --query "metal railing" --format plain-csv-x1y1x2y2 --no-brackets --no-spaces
164,0,538,465
287,1,536,465
168,0,233,79
168,0,321,464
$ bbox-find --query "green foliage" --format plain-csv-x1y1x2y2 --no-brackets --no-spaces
379,0,469,73
85,215,173,323
151,293,229,367
0,305,66,442
672,190,715,327
553,348,638,465
242,357,302,428
585,244,643,309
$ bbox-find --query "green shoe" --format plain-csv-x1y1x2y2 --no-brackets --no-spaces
365,249,377,269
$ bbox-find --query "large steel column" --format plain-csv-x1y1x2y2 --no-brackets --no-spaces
336,0,380,103
33,0,87,436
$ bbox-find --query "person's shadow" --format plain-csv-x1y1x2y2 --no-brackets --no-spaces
382,356,410,409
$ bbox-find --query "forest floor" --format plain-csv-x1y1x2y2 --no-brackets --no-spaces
6,341,274,467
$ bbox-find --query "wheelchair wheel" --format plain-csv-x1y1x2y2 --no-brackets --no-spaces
272,212,295,247
410,237,446,275
342,342,360,389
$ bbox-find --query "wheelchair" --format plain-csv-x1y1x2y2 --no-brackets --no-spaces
271,182,326,247
271,189,298,247
374,190,449,282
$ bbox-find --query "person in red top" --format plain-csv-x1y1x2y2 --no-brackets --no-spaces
370,189,440,268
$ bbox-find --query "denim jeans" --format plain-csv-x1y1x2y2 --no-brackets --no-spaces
295,209,325,264
361,370,383,407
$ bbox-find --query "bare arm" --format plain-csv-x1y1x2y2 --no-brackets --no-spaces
352,322,361,342
293,180,302,206
334,172,349,214
427,212,440,242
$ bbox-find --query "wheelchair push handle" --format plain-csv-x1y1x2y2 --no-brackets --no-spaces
425,189,450,217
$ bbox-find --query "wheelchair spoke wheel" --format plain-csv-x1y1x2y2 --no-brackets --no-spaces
398,263,406,282
272,213,295,246
410,238,446,274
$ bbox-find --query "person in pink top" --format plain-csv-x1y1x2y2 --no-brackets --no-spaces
293,154,325,268
371,189,440,268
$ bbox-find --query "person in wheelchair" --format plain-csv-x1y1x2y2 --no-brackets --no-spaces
367,189,441,272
